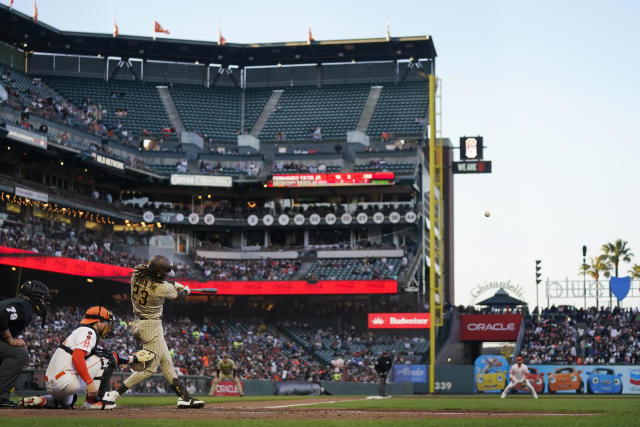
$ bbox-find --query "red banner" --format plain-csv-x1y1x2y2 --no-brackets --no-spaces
368,313,430,329
210,379,242,396
186,279,396,295
460,314,522,341
0,246,396,295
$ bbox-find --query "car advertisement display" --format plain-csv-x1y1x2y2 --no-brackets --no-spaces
474,355,509,393
475,360,638,395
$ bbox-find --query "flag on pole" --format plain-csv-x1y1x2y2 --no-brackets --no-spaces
9,0,13,10
33,0,38,23
113,16,119,38
385,18,391,41
154,21,170,34
218,27,226,46
307,23,314,44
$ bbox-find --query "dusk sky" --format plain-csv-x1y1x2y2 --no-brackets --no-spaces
5,0,639,308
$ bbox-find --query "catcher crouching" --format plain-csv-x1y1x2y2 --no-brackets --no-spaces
19,306,155,410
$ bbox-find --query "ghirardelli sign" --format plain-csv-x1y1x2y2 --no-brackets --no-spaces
460,314,522,341
469,280,524,305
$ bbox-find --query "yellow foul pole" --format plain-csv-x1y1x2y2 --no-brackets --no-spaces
428,73,437,394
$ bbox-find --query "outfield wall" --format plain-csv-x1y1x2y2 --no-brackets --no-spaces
15,364,638,396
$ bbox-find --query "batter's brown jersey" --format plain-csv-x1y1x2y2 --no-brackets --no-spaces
130,265,177,319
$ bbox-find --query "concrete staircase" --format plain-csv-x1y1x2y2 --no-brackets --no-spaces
250,89,284,137
157,86,186,134
355,85,383,132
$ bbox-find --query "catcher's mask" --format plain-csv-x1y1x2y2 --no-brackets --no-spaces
147,255,174,281
81,306,114,339
18,280,51,327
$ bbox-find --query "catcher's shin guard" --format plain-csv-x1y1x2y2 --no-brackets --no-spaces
170,378,191,401
92,355,116,400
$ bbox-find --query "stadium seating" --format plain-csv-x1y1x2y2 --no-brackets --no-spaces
169,84,241,141
41,75,171,135
367,81,429,137
354,161,416,174
247,84,372,141
306,258,403,281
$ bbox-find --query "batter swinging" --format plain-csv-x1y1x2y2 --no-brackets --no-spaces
103,255,204,409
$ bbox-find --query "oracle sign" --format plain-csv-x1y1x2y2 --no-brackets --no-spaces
211,379,243,396
368,313,430,329
460,314,522,341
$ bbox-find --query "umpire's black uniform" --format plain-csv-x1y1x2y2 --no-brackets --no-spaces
375,351,393,397
0,297,32,408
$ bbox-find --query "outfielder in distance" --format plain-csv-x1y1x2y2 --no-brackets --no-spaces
19,306,155,410
501,356,539,399
104,255,205,409
209,354,243,396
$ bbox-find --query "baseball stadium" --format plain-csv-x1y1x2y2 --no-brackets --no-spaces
1,2,640,426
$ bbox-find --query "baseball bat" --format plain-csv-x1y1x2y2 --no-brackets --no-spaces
193,287,218,294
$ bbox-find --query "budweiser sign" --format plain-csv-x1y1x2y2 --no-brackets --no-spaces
460,314,522,341
368,313,430,329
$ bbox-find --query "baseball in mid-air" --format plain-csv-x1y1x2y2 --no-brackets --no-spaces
484,211,491,217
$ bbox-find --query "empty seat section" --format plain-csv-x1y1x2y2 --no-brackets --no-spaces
170,84,241,141
367,81,429,137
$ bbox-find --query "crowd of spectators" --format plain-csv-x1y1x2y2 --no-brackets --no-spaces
18,305,424,389
199,160,261,177
521,305,640,365
274,161,333,173
0,218,190,275
194,257,300,281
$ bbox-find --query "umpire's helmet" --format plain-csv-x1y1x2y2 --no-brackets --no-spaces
18,280,51,327
147,255,174,281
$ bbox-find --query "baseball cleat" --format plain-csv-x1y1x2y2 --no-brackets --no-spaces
177,397,205,409
500,393,505,399
102,391,120,403
19,396,46,408
83,400,116,410
0,399,18,409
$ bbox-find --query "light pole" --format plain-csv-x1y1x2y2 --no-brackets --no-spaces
582,245,587,309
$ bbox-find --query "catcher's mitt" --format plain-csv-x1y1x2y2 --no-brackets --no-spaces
129,349,156,372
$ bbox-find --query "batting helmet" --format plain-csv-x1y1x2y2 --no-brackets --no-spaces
18,280,51,326
147,255,174,281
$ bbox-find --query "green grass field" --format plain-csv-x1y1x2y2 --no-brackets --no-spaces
1,394,639,426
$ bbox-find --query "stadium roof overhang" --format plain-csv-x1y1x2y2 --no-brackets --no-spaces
0,5,436,67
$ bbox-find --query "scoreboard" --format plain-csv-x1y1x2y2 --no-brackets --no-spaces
268,171,395,187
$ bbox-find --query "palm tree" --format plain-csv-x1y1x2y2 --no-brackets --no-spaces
630,264,640,279
579,255,612,308
602,239,634,307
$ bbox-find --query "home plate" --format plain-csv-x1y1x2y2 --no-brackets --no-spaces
366,396,392,399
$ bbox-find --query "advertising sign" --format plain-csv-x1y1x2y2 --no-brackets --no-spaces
474,355,509,394
460,136,484,160
5,124,47,149
460,314,522,341
367,313,430,329
452,160,491,174
170,174,232,187
394,365,426,383
14,186,48,203
211,379,243,396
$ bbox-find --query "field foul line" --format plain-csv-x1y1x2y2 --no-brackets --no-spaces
264,398,367,408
